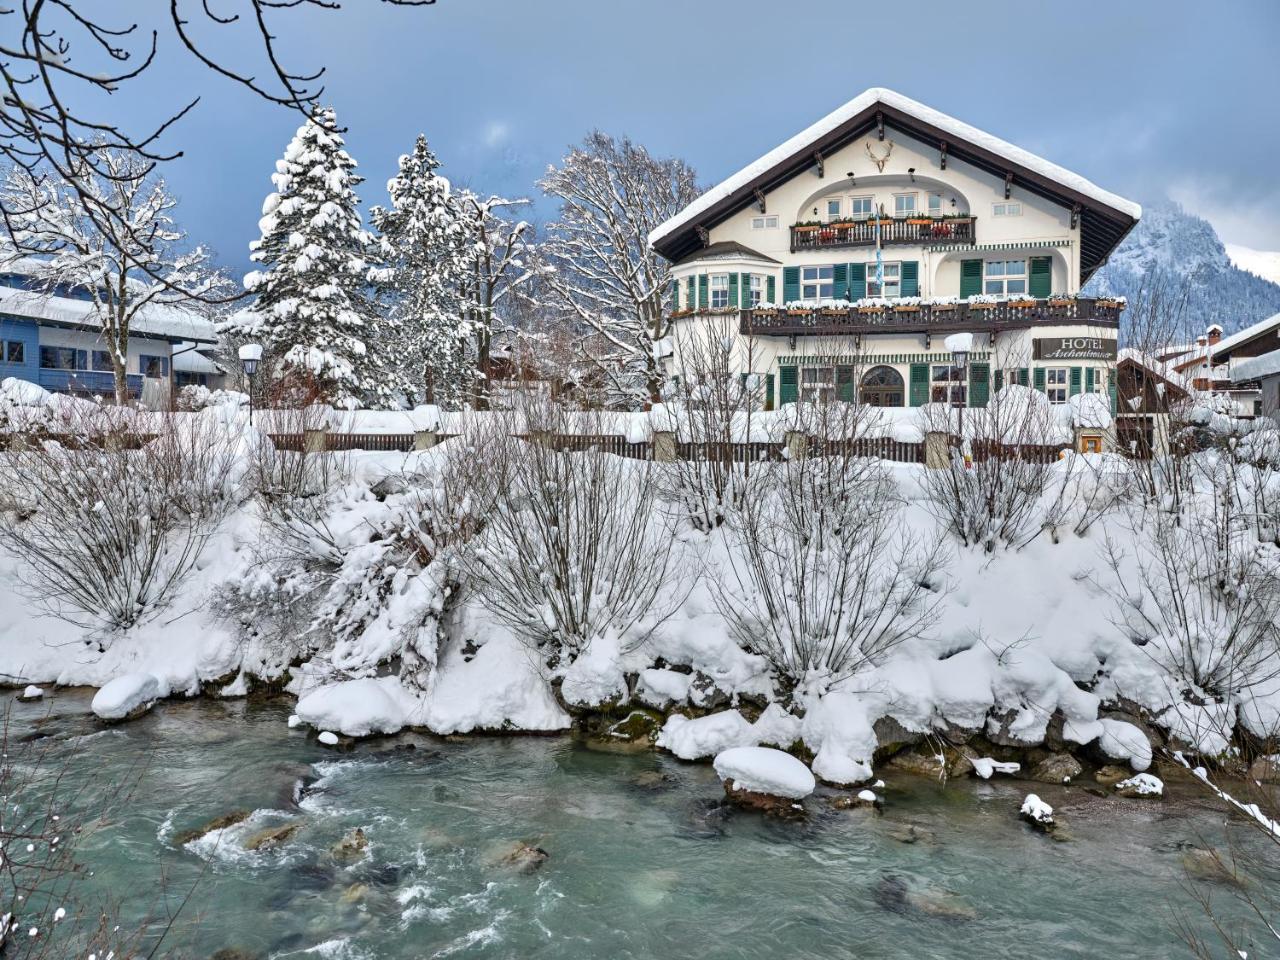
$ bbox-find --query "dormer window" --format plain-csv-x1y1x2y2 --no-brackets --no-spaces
894,193,917,217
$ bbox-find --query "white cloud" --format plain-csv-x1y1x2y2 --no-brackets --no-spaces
1169,178,1280,250
482,120,511,149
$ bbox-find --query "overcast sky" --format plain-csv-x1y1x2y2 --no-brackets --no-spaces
89,0,1280,273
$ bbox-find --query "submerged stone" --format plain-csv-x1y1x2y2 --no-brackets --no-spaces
873,874,975,922
331,827,369,862
244,822,300,851
499,841,549,874
1028,753,1082,784
173,809,251,846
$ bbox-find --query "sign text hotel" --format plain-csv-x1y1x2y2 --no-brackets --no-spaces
1033,337,1118,361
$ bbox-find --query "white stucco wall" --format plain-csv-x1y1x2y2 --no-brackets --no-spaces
37,327,174,373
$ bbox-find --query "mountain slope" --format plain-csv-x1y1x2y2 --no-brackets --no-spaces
1225,243,1280,286
1084,198,1280,334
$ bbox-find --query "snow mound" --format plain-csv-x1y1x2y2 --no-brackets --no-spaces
318,731,340,746
713,746,816,800
1097,718,1153,771
972,758,1020,779
295,677,407,737
657,710,755,760
636,668,693,709
91,673,161,720
20,685,43,700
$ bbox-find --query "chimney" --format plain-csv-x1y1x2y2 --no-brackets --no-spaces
1196,335,1207,347
1206,324,1223,346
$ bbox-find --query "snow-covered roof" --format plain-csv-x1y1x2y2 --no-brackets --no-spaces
1209,311,1280,361
0,283,217,343
650,87,1141,266
1118,347,1195,394
1231,347,1280,383
172,346,224,374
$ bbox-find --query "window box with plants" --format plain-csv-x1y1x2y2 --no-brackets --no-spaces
1047,296,1074,307
1008,298,1037,309
893,303,921,313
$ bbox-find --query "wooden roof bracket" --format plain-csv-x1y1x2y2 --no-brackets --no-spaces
1004,172,1014,200
813,151,824,178
876,111,885,141
939,140,948,170
1070,203,1082,229
695,225,710,247
754,189,766,214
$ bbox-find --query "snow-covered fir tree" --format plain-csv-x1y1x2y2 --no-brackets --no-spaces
369,135,470,406
228,107,378,402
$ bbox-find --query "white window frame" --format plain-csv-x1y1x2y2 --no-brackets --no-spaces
866,261,901,299
927,193,944,217
893,193,917,218
825,198,843,222
992,201,1023,217
931,364,968,407
983,259,1028,296
1046,367,1069,404
749,274,763,307
709,273,730,309
801,265,835,301
751,214,779,230
801,365,835,403
850,196,874,220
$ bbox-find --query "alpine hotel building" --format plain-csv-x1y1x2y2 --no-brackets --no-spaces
650,88,1140,415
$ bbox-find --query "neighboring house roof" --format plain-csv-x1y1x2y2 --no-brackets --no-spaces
673,240,780,267
1208,311,1280,362
649,87,1141,279
1117,347,1195,396
1231,347,1280,383
0,284,218,343
172,345,224,374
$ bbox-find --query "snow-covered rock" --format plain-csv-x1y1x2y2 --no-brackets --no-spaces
635,668,693,709
1097,718,1153,771
1115,773,1164,798
295,677,407,737
1019,793,1054,830
714,746,816,800
971,757,1020,779
91,673,161,721
657,711,755,760
317,731,340,746
17,685,43,702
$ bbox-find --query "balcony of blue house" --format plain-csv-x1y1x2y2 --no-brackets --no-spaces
37,368,143,399
790,215,976,253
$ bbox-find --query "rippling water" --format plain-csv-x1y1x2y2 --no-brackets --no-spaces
8,692,1258,959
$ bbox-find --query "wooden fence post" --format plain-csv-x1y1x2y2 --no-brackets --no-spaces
785,431,808,460
924,431,950,469
652,431,676,462
303,427,328,453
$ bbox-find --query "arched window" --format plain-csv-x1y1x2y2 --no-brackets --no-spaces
860,365,905,407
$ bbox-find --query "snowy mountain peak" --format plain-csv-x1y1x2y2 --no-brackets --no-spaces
1225,243,1280,286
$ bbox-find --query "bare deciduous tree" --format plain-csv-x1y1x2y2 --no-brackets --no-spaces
538,132,699,405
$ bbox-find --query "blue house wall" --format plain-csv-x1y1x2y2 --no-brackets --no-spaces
0,317,39,382
0,316,142,399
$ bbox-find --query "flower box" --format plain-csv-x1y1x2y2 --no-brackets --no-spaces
857,306,881,314
907,218,932,225
893,305,921,313
932,302,957,311
1047,298,1073,307
970,302,996,310
1008,299,1037,309
787,309,809,316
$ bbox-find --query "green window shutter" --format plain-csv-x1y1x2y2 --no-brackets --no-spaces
766,275,776,304
960,259,983,298
698,274,708,308
670,280,679,312
909,363,929,407
1085,367,1095,392
1033,367,1046,392
728,273,739,308
969,362,990,407
765,373,775,411
782,267,800,304
1029,256,1052,299
779,365,798,405
994,369,1004,392
1108,369,1117,416
901,260,920,297
836,365,855,402
1017,367,1029,387
849,263,866,300
740,273,751,308
1069,366,1082,396
832,263,849,301
687,276,696,308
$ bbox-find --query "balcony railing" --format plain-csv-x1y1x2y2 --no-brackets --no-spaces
735,297,1124,337
790,216,976,253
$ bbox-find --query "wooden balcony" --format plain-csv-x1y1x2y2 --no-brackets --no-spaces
790,216,976,253
736,297,1124,337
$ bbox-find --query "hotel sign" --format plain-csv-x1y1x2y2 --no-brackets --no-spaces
1033,336,1118,361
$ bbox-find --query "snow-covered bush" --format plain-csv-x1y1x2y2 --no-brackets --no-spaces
919,382,1063,551
455,400,686,703
713,401,946,697
0,407,239,634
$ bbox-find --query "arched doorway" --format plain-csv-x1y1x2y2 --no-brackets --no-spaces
860,365,904,407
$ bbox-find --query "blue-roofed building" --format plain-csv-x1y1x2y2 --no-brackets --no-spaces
0,261,219,403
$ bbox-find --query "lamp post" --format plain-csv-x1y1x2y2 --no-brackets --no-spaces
946,332,973,454
238,343,262,426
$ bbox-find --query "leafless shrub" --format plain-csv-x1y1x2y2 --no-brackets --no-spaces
0,405,239,635
918,360,1063,551
713,399,947,696
455,398,686,678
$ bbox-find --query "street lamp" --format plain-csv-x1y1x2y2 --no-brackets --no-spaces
945,332,973,444
238,342,263,426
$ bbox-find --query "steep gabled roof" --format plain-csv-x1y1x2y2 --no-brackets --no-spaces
650,87,1141,281
1209,311,1280,362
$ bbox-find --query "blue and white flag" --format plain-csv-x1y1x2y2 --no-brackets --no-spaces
874,204,884,289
